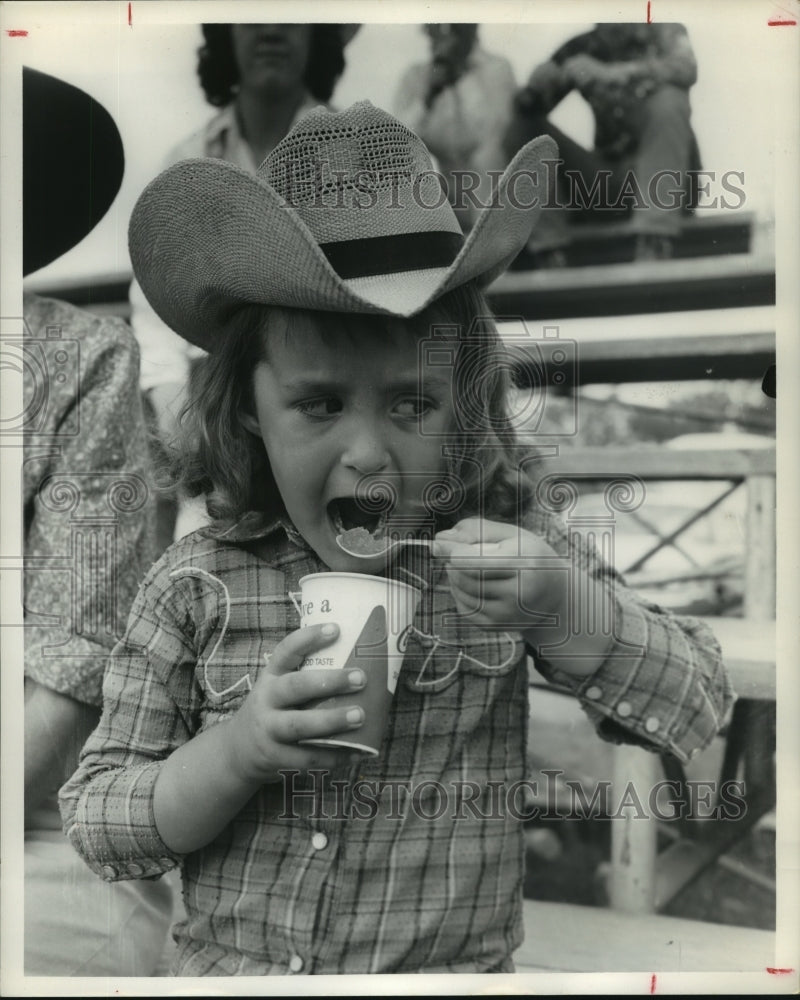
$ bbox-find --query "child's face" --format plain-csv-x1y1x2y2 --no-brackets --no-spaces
243,313,456,572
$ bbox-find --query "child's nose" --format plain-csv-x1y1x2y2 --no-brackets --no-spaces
340,426,390,474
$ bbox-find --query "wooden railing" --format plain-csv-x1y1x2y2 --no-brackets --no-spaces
527,444,776,919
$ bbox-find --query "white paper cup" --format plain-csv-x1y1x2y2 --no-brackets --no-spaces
293,572,421,755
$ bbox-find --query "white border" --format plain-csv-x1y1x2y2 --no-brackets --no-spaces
2,1,798,995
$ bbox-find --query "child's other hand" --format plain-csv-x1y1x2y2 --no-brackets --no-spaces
229,624,365,785
434,518,614,675
433,517,570,630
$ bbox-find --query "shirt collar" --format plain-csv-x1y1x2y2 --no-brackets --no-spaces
210,511,306,547
205,93,323,163
204,103,238,147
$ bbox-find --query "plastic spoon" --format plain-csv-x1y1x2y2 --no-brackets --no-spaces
336,530,434,559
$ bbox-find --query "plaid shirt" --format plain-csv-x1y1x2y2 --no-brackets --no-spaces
60,505,732,975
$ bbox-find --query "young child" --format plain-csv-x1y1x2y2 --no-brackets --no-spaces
60,102,733,977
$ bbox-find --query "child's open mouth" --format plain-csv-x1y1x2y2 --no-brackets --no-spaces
328,496,391,556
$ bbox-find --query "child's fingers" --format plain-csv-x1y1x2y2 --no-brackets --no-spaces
446,567,484,598
432,538,503,560
433,541,515,575
446,572,485,617
443,558,519,579
446,567,513,599
445,574,524,627
287,745,363,774
272,704,365,746
446,569,517,612
273,666,366,709
436,517,515,544
264,624,340,676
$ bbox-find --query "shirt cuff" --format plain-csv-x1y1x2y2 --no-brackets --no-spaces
531,593,730,765
63,760,182,881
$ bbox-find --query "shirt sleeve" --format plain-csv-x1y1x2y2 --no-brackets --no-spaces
550,24,696,91
59,560,201,879
471,55,518,152
526,510,734,765
635,24,697,90
391,61,431,136
550,30,598,66
23,309,157,706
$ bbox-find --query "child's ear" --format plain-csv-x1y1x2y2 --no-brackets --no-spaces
238,410,261,436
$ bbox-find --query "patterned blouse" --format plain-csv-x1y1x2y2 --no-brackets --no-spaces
22,294,157,706
60,499,732,976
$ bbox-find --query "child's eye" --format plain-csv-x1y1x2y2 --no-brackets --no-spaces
394,397,436,420
295,397,343,418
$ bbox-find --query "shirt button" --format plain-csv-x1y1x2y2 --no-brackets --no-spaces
585,685,602,701
101,864,116,880
127,862,144,876
644,716,660,734
311,832,328,851
617,701,633,718
288,954,304,973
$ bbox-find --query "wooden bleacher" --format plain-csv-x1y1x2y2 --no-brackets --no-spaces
511,209,760,270
29,248,775,326
499,306,775,386
491,211,774,319
515,900,776,972
492,252,775,320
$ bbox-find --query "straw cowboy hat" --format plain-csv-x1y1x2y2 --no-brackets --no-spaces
129,101,557,350
23,67,124,276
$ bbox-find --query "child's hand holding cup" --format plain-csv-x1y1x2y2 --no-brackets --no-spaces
291,573,422,756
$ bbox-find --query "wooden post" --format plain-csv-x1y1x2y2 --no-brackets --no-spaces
744,475,776,621
740,473,777,802
608,745,661,912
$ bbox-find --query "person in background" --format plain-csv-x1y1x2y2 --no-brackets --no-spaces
503,23,702,265
393,23,517,232
130,23,357,548
21,66,173,975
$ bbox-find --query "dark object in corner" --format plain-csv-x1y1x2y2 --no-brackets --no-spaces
761,364,776,398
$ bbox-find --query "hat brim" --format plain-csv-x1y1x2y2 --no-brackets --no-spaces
23,67,124,276
129,135,558,350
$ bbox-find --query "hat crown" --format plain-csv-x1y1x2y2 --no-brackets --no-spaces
259,101,461,243
128,98,558,346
